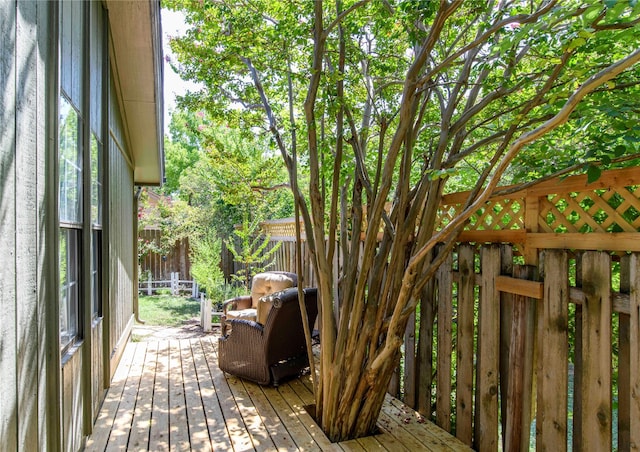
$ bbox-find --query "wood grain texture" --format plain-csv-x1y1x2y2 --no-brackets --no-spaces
36,1,58,449
580,252,612,450
537,251,569,451
436,250,453,431
0,1,18,449
455,245,475,447
475,245,500,451
628,253,640,450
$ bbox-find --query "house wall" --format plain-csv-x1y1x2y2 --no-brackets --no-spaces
107,75,136,376
0,1,150,451
0,2,57,451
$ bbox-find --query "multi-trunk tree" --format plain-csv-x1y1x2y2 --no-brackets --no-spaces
166,0,640,441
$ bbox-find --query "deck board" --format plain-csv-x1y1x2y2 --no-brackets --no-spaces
127,341,156,451
190,338,234,450
107,342,147,451
148,340,169,451
180,340,213,451
241,380,299,450
168,340,190,451
87,336,472,451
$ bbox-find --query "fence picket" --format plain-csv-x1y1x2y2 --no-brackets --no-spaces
436,250,453,431
504,265,536,451
619,255,631,451
629,253,640,450
499,244,514,443
537,250,569,451
580,251,612,450
417,270,436,419
455,244,475,447
475,245,501,451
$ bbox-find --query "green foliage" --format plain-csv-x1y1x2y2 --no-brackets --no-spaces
189,231,224,297
142,107,295,287
161,108,294,238
225,212,282,290
165,0,640,201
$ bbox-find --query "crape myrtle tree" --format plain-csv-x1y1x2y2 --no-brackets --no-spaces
165,0,640,441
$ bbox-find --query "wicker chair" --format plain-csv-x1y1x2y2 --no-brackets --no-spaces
218,287,318,386
220,271,297,336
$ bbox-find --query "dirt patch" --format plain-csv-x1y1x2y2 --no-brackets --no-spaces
132,317,220,341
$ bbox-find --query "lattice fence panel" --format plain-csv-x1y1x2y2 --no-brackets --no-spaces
438,198,524,231
538,186,640,233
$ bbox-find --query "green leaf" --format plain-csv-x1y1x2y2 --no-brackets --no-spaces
614,145,627,157
587,165,602,184
567,37,587,52
583,5,602,21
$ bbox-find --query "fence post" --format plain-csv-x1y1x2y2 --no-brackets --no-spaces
192,281,198,299
171,272,178,295
147,273,152,296
201,293,212,332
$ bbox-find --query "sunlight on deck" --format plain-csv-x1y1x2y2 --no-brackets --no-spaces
85,337,472,451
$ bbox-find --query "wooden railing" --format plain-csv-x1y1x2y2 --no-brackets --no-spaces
253,167,640,450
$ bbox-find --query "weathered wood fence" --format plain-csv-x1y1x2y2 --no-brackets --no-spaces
138,228,191,280
252,166,640,451
408,244,639,450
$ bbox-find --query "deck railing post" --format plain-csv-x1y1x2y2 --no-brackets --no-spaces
200,293,211,332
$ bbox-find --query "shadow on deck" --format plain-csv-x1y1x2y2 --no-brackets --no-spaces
85,337,472,451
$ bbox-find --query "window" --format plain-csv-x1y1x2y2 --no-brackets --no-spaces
59,95,83,352
60,228,81,351
90,134,103,318
90,134,102,225
91,230,102,318
59,97,82,224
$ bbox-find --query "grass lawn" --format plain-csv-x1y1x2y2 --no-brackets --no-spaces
138,294,201,327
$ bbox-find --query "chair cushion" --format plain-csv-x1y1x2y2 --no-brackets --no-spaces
250,272,295,308
257,294,275,326
226,308,258,322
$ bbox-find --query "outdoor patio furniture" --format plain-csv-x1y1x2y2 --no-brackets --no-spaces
218,286,318,386
220,271,297,336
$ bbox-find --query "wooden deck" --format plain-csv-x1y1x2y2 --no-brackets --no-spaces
85,337,472,451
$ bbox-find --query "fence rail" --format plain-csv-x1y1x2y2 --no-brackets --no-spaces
138,272,199,298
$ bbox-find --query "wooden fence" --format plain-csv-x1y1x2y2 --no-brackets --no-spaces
138,227,191,280
406,244,639,450
253,166,640,451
